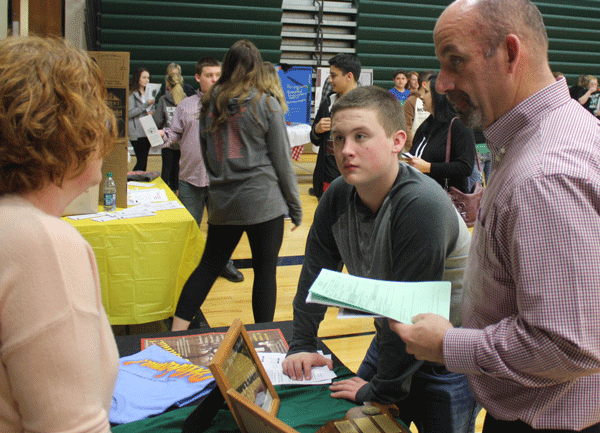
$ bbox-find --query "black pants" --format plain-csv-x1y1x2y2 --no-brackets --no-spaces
483,413,600,433
161,148,181,192
174,216,284,324
132,137,151,171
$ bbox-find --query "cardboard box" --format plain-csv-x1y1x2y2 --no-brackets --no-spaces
89,51,130,209
62,52,130,216
88,51,130,138
100,140,128,208
63,184,100,216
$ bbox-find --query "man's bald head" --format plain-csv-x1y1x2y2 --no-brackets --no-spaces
433,0,555,128
444,0,548,62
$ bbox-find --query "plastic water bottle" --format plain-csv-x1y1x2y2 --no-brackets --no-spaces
103,172,117,212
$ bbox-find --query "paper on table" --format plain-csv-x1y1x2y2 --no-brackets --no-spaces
258,351,336,386
128,188,169,204
139,115,164,147
127,181,155,187
307,269,451,324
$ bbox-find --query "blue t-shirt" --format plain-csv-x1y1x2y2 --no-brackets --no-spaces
389,87,411,103
110,344,216,424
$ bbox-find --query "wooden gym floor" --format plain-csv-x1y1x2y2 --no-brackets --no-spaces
129,152,486,432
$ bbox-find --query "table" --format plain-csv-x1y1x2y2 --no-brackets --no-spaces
63,178,205,325
286,124,311,161
112,321,392,433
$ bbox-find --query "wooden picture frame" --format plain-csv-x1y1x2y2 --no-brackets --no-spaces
209,319,286,433
227,389,299,433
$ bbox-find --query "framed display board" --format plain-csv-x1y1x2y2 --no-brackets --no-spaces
227,389,299,433
209,319,297,433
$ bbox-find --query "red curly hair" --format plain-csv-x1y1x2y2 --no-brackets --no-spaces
0,36,117,195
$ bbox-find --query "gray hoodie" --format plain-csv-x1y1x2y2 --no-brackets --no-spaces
200,89,302,227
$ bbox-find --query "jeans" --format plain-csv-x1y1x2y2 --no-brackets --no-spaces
479,152,492,186
356,335,379,380
467,160,483,193
357,336,481,433
178,180,208,227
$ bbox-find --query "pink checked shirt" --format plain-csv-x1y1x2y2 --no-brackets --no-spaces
163,92,209,188
444,79,600,429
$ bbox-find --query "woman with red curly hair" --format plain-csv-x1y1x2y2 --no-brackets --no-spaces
0,36,118,432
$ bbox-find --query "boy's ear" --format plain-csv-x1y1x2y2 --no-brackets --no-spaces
195,74,201,84
392,130,407,153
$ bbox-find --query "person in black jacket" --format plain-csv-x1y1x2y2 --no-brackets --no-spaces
407,76,475,193
311,53,361,199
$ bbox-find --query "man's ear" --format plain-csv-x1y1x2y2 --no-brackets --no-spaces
392,129,407,153
195,74,201,84
505,34,521,73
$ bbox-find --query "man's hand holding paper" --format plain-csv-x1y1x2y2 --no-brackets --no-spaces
389,313,454,364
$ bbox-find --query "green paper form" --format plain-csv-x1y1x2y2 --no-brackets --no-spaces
307,269,451,324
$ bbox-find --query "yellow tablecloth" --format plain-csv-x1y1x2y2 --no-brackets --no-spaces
63,178,204,325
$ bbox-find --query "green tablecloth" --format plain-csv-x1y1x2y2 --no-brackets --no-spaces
112,366,361,433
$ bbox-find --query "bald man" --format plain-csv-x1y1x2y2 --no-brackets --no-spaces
390,1,600,432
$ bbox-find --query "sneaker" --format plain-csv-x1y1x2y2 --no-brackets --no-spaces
220,261,244,283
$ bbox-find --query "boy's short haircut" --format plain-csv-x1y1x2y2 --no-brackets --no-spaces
328,53,361,83
418,70,435,89
331,86,405,136
392,69,407,80
195,57,221,76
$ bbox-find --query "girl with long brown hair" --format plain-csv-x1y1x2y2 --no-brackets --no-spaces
171,40,302,330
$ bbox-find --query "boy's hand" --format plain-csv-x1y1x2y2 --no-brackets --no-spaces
315,117,331,134
282,352,333,380
329,376,367,402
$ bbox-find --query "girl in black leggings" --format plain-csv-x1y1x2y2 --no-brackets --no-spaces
171,40,302,330
175,217,284,324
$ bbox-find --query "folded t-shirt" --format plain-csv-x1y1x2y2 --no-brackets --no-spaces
110,344,215,425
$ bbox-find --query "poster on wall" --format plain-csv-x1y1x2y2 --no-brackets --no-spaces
277,65,313,125
314,67,373,115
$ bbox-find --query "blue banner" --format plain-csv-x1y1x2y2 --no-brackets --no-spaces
277,65,312,125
